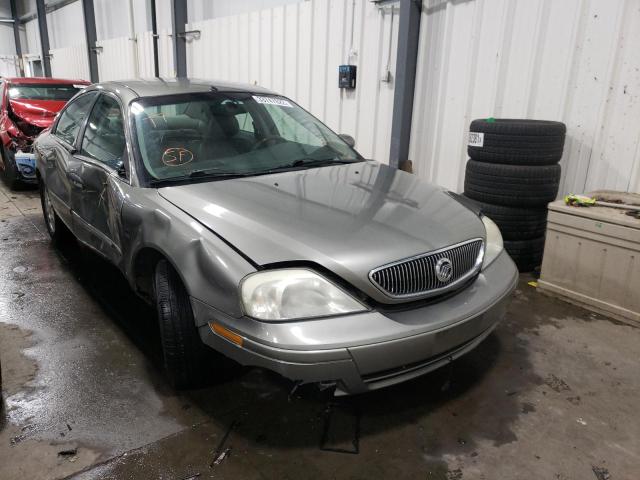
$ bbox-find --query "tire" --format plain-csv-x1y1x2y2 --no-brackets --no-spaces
39,180,73,245
0,144,21,189
154,259,214,389
464,160,561,207
504,236,546,273
468,118,566,165
462,197,548,241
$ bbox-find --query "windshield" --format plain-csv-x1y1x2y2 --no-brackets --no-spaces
8,84,85,101
131,92,361,183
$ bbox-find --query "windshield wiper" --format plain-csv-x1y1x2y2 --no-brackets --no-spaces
249,157,356,176
150,159,357,185
149,169,250,185
188,168,250,178
292,157,356,167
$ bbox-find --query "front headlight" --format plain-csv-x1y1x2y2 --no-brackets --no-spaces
482,216,504,270
240,268,367,321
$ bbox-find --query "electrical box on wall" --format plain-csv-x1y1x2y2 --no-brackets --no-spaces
339,65,357,89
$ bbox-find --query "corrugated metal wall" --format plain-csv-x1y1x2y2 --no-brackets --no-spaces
13,0,639,194
46,1,85,49
23,19,41,57
187,0,304,23
96,36,138,81
0,56,20,77
50,45,90,80
409,0,640,195
156,29,175,78
185,0,399,161
97,30,174,80
136,31,156,78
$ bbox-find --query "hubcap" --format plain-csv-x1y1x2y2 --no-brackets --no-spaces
43,187,56,234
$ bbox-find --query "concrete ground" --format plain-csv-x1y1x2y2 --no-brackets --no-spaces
0,182,638,480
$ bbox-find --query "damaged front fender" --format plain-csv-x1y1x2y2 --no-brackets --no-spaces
120,187,257,319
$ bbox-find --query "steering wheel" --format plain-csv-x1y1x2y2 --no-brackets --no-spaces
252,135,286,151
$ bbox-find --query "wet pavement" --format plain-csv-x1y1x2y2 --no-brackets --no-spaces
0,182,639,480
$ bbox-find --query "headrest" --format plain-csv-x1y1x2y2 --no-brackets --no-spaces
213,114,239,138
142,113,204,132
210,100,247,117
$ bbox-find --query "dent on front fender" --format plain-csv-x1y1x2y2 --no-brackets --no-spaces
120,188,257,320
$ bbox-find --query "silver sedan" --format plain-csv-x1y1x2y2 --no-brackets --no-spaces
34,79,517,395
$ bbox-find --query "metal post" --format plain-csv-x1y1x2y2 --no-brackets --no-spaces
35,0,51,77
171,0,187,78
388,0,421,169
9,0,24,76
82,0,99,82
150,0,159,77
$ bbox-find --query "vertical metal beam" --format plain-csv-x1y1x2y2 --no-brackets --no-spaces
9,0,24,76
388,0,421,169
150,0,160,77
82,0,99,82
35,0,51,77
171,0,188,78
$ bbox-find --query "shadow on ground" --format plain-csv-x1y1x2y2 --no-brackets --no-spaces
50,234,540,479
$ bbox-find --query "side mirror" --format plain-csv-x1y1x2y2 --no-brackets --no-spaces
116,160,127,179
339,134,356,148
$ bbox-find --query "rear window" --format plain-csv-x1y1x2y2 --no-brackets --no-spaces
8,84,85,101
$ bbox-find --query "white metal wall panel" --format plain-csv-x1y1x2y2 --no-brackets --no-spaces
409,0,640,194
47,1,86,50
0,56,20,77
95,0,151,40
49,45,90,81
136,31,156,78
23,19,41,57
186,0,398,162
188,0,304,23
133,30,174,79
157,28,174,78
0,24,16,55
96,36,137,81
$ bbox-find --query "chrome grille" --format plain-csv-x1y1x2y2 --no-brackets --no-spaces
369,239,484,298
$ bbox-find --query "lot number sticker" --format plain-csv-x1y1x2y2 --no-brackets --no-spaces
253,95,293,108
468,132,484,147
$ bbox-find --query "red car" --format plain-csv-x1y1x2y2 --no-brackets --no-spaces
0,77,90,188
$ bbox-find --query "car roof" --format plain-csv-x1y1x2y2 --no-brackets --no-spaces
91,78,277,101
2,77,91,85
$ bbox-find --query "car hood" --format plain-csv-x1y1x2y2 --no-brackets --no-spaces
9,99,66,128
158,162,485,303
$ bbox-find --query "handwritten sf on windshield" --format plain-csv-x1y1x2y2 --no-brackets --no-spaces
162,148,194,166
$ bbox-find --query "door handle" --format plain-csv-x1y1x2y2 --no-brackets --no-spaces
66,172,85,189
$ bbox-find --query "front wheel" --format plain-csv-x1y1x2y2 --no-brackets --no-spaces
154,259,219,389
0,144,21,190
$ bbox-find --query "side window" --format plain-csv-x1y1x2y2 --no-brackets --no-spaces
54,92,97,146
80,95,125,169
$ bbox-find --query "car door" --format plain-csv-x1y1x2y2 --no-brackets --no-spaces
40,91,99,228
72,93,127,264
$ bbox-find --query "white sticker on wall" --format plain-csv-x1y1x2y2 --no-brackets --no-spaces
468,132,484,147
253,95,293,108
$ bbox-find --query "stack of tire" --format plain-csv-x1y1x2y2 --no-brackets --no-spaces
463,118,566,272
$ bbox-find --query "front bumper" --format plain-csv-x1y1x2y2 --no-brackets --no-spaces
195,250,518,395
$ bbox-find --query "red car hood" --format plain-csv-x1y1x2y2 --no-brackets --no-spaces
9,99,66,128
